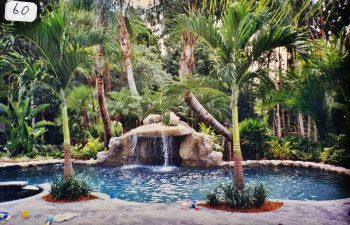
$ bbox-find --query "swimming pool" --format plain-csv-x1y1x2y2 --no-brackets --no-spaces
1,164,349,203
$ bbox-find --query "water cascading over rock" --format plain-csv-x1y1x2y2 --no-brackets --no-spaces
97,112,223,167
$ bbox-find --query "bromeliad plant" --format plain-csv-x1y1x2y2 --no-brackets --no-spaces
177,0,306,188
50,174,93,200
206,182,268,209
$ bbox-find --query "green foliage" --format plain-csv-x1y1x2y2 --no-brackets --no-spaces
0,99,54,156
162,112,171,126
253,184,267,207
265,138,296,160
284,135,322,162
323,134,350,168
240,118,270,159
133,45,172,92
50,175,92,200
206,189,220,206
72,137,104,160
199,122,224,152
109,88,161,123
215,182,267,209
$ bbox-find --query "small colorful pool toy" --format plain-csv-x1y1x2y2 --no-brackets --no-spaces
0,212,11,223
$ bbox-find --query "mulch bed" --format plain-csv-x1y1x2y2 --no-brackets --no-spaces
198,200,283,213
42,194,98,203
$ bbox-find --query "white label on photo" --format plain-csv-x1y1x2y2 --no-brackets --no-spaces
5,1,38,22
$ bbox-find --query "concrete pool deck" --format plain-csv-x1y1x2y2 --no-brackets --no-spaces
1,189,349,225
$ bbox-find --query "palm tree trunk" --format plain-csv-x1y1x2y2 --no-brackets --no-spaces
120,59,125,88
184,91,232,141
82,106,90,129
179,32,231,141
307,115,311,139
105,62,112,93
117,15,139,96
61,93,73,180
178,31,196,79
232,86,244,189
313,120,318,142
276,104,282,138
96,75,113,147
298,112,305,138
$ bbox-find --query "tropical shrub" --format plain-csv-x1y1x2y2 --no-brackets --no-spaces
50,175,92,200
72,138,104,160
253,184,267,207
322,134,350,168
284,135,322,162
206,189,220,206
213,182,268,209
239,118,270,159
199,122,224,152
0,99,54,156
206,183,268,209
265,139,296,160
87,120,123,141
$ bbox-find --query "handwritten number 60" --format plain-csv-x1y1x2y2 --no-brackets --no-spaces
12,3,30,15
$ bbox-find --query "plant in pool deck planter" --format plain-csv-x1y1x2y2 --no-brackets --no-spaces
206,189,221,206
207,183,268,209
50,175,93,200
239,118,270,160
253,184,267,207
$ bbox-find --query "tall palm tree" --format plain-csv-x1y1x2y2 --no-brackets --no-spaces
19,10,103,180
178,0,305,188
95,0,113,147
117,0,139,96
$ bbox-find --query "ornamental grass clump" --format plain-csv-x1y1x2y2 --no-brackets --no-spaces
50,175,93,200
206,182,268,209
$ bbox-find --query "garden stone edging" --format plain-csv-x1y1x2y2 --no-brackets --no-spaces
1,159,349,176
222,160,350,176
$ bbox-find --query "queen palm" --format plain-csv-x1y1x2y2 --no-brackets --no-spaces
178,0,305,188
19,10,103,180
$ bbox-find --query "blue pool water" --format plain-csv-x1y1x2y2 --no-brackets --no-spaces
1,164,349,203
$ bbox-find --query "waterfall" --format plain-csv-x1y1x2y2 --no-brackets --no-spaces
161,135,173,167
128,135,139,163
127,131,177,167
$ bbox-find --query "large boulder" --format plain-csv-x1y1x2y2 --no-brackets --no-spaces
180,132,223,167
143,114,162,125
168,111,180,126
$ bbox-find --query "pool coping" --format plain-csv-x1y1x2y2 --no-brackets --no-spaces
1,159,349,176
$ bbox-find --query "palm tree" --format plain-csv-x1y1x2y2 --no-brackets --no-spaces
117,0,139,96
178,0,305,188
19,10,103,180
95,0,113,147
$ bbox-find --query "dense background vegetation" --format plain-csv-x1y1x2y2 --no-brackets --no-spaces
0,0,349,169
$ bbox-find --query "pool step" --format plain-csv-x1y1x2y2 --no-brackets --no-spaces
0,181,28,191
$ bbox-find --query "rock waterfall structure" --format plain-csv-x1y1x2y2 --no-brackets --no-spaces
97,112,223,167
